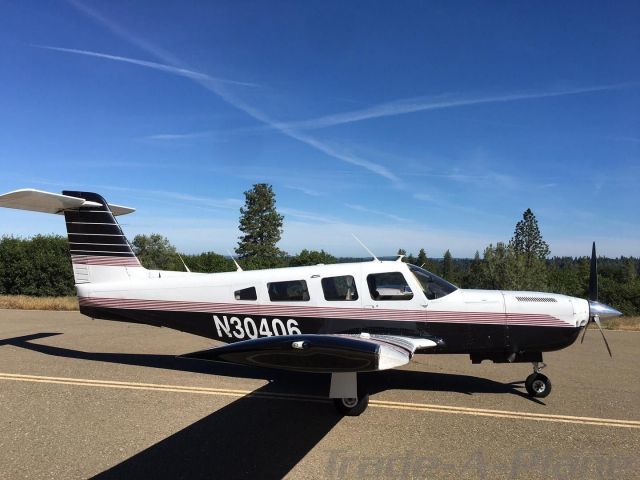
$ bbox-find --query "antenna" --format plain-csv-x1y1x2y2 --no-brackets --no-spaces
176,253,191,273
227,249,243,272
351,234,381,262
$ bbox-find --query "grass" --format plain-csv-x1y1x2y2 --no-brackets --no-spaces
599,316,640,331
1,295,639,331
0,295,79,311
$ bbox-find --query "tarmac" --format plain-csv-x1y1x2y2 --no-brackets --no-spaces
0,310,638,479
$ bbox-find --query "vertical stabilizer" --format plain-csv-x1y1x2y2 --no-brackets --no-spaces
62,191,143,283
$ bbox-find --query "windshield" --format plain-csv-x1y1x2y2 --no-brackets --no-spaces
408,264,458,300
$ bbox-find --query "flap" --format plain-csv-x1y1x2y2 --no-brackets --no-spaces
0,189,135,216
181,334,437,373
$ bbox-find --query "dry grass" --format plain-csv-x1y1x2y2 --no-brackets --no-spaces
600,316,640,331
0,295,79,311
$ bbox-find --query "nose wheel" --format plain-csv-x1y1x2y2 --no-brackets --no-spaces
525,362,552,398
333,394,370,416
330,372,370,416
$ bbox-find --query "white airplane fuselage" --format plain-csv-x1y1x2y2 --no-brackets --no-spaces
76,259,588,360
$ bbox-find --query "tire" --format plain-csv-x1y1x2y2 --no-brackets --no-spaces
333,394,369,416
525,373,552,398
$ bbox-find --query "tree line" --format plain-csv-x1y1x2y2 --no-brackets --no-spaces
0,184,638,315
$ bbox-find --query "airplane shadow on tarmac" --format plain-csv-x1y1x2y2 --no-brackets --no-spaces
2,333,542,479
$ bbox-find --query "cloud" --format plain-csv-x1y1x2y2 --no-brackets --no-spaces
280,83,637,130
61,1,400,186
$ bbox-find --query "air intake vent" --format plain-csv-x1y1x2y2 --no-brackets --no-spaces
516,296,557,303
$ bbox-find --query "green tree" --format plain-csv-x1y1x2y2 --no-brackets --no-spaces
509,208,550,267
416,248,428,267
442,249,454,281
466,250,484,288
0,235,74,296
132,234,181,270
183,252,235,273
508,208,550,290
236,183,285,269
289,249,337,266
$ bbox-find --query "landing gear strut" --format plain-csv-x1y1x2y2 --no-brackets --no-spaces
330,372,369,416
525,361,552,398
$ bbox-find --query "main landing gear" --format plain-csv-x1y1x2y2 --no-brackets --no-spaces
330,372,369,416
525,361,552,398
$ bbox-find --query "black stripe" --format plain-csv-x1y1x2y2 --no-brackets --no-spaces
77,306,582,353
65,223,123,235
65,211,115,223
68,234,128,245
71,250,136,257
69,244,133,253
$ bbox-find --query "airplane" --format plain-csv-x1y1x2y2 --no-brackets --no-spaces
0,188,622,415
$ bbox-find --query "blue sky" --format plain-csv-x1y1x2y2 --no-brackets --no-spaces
1,1,638,258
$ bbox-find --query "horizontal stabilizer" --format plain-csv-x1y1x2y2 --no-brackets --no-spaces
0,189,134,216
181,334,437,373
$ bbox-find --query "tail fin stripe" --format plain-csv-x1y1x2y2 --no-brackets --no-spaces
65,224,123,235
72,255,141,267
70,249,136,256
68,234,128,244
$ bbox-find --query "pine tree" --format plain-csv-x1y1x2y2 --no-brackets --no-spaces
442,249,454,281
416,248,428,267
508,208,550,290
467,250,483,288
236,183,284,269
509,208,550,267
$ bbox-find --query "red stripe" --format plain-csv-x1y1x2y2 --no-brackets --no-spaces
78,296,573,327
72,255,141,267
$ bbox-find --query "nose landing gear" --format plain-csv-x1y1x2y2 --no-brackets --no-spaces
330,372,370,416
525,361,552,398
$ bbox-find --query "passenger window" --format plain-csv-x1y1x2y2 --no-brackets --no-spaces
268,280,310,302
234,287,257,301
367,272,414,300
321,275,359,301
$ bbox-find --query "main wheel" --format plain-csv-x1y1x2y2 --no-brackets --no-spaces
525,373,552,398
333,394,369,416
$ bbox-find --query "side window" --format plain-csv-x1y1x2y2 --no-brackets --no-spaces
321,275,359,301
234,287,257,301
268,280,310,302
367,272,414,301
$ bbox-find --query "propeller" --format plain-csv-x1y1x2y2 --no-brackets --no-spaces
581,242,620,357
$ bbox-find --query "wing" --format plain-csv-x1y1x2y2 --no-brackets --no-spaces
0,189,135,216
180,333,437,373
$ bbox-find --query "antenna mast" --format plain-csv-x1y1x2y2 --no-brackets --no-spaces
227,250,243,272
351,234,381,262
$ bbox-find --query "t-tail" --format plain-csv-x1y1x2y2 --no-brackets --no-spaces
0,189,145,284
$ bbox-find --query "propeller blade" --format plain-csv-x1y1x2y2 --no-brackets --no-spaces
580,322,589,344
593,316,613,358
588,242,598,301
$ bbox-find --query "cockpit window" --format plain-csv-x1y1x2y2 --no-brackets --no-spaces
408,265,457,300
367,272,414,300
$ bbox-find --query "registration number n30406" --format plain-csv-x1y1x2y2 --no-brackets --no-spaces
213,315,301,340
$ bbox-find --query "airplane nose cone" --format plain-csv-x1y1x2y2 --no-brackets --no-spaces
588,300,623,319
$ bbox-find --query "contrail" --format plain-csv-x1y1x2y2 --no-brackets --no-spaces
279,83,636,130
62,0,401,186
35,45,258,87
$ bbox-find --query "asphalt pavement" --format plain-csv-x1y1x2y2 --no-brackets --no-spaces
0,310,638,479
